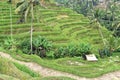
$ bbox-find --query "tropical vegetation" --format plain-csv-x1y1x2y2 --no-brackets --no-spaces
0,0,120,80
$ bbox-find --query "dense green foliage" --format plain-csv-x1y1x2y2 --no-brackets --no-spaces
55,0,120,37
99,48,112,58
55,0,99,15
19,36,52,58
55,43,92,58
3,37,17,50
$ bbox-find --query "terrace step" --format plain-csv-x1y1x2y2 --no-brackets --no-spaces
0,1,110,49
60,22,88,30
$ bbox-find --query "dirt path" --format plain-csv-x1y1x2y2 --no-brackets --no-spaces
0,52,120,80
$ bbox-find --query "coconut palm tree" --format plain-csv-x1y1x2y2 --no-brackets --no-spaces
30,0,34,54
15,0,40,23
15,0,40,54
89,8,107,47
7,0,11,3
9,1,13,49
80,8,107,47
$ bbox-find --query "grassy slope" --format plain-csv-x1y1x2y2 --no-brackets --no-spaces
1,1,119,79
0,57,40,80
0,74,19,80
0,1,110,51
5,50,120,78
0,56,74,80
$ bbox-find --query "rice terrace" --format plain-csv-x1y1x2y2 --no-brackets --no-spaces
0,0,120,80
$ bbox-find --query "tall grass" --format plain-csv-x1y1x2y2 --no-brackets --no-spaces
14,62,40,77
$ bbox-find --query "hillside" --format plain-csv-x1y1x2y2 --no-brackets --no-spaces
0,1,110,49
0,1,120,80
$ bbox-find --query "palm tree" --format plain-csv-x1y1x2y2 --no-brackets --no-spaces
89,8,107,47
30,0,34,54
8,0,12,3
15,0,40,23
10,3,13,39
15,0,40,54
9,2,13,49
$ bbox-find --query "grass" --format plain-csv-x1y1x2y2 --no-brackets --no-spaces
13,62,40,77
0,57,36,80
1,48,119,78
41,76,75,80
0,52,75,80
0,1,111,50
0,74,19,80
0,1,120,79
0,48,76,80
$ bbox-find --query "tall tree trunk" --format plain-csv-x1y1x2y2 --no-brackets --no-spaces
10,3,13,49
30,1,34,54
96,19,106,47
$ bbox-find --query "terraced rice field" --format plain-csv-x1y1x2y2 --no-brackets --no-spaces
0,1,110,49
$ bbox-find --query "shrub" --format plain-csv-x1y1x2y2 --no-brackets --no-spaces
20,36,52,58
106,35,120,52
46,51,55,59
99,48,112,58
54,43,92,58
54,47,66,58
115,46,120,52
55,44,78,58
77,43,92,59
19,39,31,54
3,37,18,50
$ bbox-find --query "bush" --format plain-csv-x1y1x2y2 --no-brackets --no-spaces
99,48,112,58
19,36,52,58
106,35,120,52
54,43,92,58
46,51,55,59
115,46,120,52
55,44,78,58
77,43,92,59
19,39,31,54
3,37,18,50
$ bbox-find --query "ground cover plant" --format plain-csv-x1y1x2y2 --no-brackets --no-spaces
40,76,75,80
0,74,19,80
